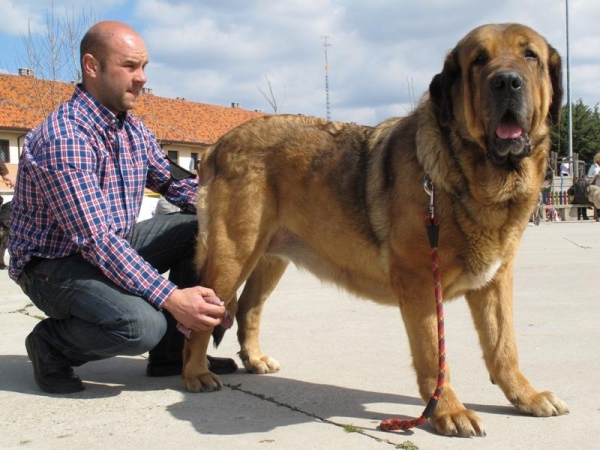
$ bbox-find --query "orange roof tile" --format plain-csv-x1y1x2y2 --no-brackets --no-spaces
0,73,265,145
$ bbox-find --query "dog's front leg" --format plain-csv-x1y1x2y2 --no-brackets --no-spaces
182,329,222,393
465,262,569,417
396,273,486,437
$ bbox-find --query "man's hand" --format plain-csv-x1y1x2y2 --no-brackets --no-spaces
2,174,15,189
162,287,226,332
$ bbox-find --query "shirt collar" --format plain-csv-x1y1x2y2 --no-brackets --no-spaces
73,84,133,128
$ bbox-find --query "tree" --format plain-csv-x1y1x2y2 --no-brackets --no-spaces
17,5,96,114
257,74,286,115
551,99,600,164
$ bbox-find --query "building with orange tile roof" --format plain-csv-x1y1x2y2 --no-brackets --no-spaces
0,71,265,192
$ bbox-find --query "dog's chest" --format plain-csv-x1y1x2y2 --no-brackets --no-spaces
448,258,503,297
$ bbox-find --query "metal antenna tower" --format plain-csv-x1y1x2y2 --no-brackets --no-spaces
321,35,332,121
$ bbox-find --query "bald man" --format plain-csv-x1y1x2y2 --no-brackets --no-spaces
9,21,236,394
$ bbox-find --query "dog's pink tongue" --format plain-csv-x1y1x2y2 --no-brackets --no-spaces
496,123,523,139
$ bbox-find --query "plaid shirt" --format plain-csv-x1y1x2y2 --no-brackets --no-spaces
8,85,198,309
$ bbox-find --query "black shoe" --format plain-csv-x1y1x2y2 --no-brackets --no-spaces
146,355,238,377
208,355,238,375
25,333,85,394
146,356,182,377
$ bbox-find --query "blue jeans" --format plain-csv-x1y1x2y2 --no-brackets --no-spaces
17,212,198,367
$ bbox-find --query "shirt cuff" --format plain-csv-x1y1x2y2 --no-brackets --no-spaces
144,276,177,310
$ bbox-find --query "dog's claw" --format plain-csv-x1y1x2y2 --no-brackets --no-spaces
182,371,222,393
242,355,280,374
431,408,486,437
512,391,569,417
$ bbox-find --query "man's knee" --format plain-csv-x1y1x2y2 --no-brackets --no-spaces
109,308,168,356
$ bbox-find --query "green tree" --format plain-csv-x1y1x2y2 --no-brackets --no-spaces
551,99,600,164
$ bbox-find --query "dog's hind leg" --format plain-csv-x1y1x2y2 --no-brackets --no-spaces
236,255,289,374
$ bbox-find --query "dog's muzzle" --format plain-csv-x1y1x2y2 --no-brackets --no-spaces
486,70,532,165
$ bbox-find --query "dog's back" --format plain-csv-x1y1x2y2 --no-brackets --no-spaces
195,115,401,300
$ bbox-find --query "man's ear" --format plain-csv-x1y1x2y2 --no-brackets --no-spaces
81,53,100,79
429,49,459,127
547,44,563,127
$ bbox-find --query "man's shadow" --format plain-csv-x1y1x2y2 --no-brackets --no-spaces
1,354,516,436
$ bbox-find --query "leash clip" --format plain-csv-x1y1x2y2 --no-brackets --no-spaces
423,174,434,220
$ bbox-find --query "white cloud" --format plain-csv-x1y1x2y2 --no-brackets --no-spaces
0,0,44,34
132,0,600,123
1,0,599,124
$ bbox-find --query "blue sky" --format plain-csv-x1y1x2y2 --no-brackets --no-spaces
1,0,599,125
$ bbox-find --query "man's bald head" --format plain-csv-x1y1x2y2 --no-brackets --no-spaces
79,21,149,114
80,21,142,71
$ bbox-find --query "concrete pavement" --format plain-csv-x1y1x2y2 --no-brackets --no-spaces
1,221,599,449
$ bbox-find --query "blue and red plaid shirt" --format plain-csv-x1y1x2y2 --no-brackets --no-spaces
8,85,198,309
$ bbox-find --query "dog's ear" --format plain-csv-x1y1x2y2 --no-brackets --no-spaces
429,49,459,127
547,44,563,127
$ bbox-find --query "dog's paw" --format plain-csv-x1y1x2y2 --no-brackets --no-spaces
182,371,223,393
511,391,569,417
242,355,281,374
430,409,486,437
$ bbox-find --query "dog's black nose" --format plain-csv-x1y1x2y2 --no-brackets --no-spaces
493,71,523,93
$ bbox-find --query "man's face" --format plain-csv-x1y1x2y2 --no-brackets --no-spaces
94,33,149,114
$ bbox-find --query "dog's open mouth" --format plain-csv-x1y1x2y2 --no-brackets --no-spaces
488,112,531,165
496,113,523,139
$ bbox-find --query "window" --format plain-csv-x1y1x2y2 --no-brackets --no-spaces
167,150,179,163
190,152,198,171
0,139,9,163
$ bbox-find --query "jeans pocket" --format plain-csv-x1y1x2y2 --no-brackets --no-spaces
24,262,71,320
32,287,71,320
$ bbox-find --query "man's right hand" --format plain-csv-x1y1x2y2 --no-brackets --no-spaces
162,287,226,332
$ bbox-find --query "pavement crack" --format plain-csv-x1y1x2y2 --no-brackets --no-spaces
7,302,43,320
563,237,592,249
224,382,416,448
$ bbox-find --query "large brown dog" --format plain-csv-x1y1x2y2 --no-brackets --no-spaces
183,23,569,436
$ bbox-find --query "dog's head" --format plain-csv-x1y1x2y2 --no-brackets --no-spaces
429,23,563,166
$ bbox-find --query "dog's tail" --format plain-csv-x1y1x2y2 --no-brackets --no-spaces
194,145,217,270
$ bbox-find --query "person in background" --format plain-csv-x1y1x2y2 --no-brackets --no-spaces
0,158,15,270
567,178,591,220
0,158,15,189
587,152,600,184
559,157,570,176
0,157,15,188
587,152,600,221
9,21,236,394
154,196,181,215
0,199,11,269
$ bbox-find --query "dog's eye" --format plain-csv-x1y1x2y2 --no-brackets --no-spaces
524,49,538,61
472,52,488,67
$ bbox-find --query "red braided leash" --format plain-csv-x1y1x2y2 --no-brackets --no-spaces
379,178,446,432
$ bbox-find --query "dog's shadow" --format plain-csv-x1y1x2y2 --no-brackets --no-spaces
1,354,517,436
